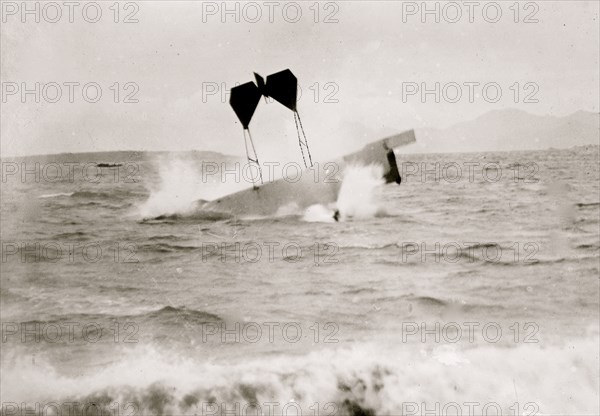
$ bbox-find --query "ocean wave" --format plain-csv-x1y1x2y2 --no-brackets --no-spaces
138,242,201,253
341,287,378,296
70,191,127,200
6,307,224,345
2,338,598,415
52,231,89,239
146,234,182,241
575,242,600,251
38,192,74,199
143,306,222,326
575,202,600,209
335,243,400,250
141,210,234,223
403,295,448,307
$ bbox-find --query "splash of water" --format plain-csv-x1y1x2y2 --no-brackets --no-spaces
137,156,205,218
300,164,384,222
335,164,385,220
137,156,251,219
302,204,337,223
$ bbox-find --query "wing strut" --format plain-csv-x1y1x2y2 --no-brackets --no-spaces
294,110,313,168
243,128,263,188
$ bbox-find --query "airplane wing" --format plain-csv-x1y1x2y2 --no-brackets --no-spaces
199,130,416,216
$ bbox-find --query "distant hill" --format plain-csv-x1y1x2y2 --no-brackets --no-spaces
1,150,241,164
407,109,599,153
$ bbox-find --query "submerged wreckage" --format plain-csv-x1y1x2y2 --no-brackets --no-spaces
198,69,416,217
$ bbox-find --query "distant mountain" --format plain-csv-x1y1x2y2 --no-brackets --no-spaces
407,109,599,153
3,110,598,159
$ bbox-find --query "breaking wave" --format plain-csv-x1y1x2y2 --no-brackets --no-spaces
2,337,598,415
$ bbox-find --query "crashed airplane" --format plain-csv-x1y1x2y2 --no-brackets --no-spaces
197,69,416,218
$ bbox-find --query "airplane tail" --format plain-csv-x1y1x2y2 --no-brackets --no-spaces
342,130,416,184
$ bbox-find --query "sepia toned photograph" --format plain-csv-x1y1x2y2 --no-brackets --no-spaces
1,1,599,415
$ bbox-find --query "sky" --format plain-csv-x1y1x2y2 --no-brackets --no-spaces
1,0,599,158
